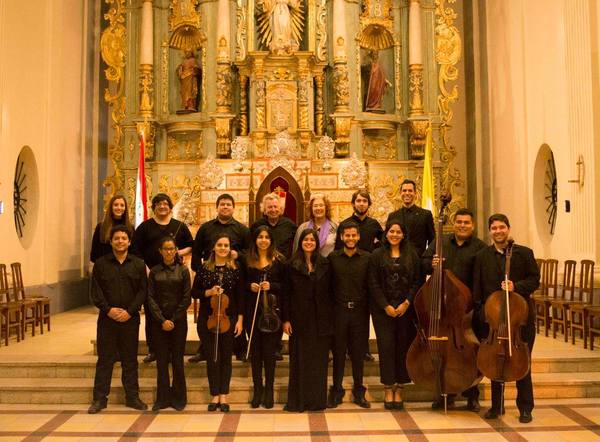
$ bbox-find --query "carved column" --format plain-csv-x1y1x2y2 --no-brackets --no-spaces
215,0,233,157
139,0,155,158
331,0,351,157
239,74,248,136
408,0,426,159
253,59,267,156
298,58,311,157
314,72,324,136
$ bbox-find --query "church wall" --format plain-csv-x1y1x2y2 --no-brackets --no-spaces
0,0,93,311
482,0,599,273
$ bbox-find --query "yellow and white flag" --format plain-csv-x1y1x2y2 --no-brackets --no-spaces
421,123,435,214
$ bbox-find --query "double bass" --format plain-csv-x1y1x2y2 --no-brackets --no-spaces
406,194,480,407
477,239,530,384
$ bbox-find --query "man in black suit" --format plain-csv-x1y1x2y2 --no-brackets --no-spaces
386,179,435,257
473,213,540,424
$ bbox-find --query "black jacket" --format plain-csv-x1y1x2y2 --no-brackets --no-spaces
386,205,435,256
147,262,191,323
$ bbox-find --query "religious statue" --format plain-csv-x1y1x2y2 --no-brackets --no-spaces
364,50,391,113
257,0,305,55
176,50,201,113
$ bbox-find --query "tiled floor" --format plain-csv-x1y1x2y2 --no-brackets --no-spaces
0,400,599,441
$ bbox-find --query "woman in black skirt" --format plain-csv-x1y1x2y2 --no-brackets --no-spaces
282,229,334,412
242,225,285,409
369,220,421,410
193,233,244,412
147,237,191,412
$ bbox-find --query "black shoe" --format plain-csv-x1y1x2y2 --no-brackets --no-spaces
393,401,404,410
384,401,395,410
143,353,156,363
364,352,375,362
274,351,283,361
236,353,247,362
220,403,230,412
466,397,481,412
172,403,186,411
519,410,533,423
354,396,371,409
327,387,344,408
126,398,148,411
251,385,263,408
484,407,505,419
263,386,274,409
152,403,168,412
188,352,206,363
431,396,455,410
208,402,219,412
88,400,107,414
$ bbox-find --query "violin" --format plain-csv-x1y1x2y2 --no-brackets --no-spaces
406,193,481,405
258,269,282,333
477,239,530,383
207,270,231,361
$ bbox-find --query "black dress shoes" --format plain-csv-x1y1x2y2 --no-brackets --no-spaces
393,401,404,410
220,403,230,412
126,398,148,411
466,397,481,412
326,387,344,408
484,407,505,419
143,353,156,363
88,400,107,414
263,386,274,409
384,401,395,410
188,352,206,363
354,396,371,409
152,403,169,412
251,385,263,408
207,402,220,412
519,410,533,423
274,351,284,361
364,352,375,362
431,396,455,410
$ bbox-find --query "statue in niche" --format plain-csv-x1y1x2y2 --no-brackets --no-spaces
257,0,305,55
176,50,201,113
364,50,391,113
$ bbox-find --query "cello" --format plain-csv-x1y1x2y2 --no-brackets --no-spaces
476,239,530,385
406,193,480,408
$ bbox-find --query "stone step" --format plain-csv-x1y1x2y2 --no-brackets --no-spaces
0,372,599,404
1,354,598,379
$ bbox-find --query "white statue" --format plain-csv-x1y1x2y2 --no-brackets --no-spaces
257,0,304,55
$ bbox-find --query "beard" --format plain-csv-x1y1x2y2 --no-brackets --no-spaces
354,208,368,216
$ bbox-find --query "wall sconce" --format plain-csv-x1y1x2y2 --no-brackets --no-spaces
568,154,585,189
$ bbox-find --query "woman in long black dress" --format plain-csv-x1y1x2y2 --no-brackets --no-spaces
192,233,244,412
90,194,133,263
369,220,421,410
282,229,334,412
242,225,285,409
147,237,191,412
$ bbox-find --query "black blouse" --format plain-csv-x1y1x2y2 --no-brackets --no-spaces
147,262,191,323
241,257,285,328
193,264,245,330
368,245,422,310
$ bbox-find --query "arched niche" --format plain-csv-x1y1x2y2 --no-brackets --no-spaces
253,167,304,225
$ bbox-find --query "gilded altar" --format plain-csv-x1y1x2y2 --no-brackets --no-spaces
99,0,465,229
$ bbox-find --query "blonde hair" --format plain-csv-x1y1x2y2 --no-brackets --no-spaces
203,233,238,271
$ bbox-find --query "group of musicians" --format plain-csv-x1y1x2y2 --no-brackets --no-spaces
88,179,539,424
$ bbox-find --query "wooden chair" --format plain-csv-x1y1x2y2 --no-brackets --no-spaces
533,259,558,336
569,260,595,348
588,306,600,350
551,260,577,341
10,263,39,339
11,262,51,334
0,264,22,346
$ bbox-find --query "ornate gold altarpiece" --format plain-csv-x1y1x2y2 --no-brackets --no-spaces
100,0,464,230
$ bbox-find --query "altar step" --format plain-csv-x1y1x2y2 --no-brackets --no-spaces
0,355,599,404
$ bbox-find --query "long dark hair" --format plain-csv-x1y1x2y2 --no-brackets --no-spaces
100,194,133,243
246,225,283,268
290,229,320,270
382,220,410,253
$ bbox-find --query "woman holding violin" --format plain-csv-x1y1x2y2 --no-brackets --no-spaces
473,214,539,423
193,233,244,412
241,226,285,409
368,220,421,409
283,229,334,412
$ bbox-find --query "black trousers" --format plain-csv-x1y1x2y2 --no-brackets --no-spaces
93,314,140,403
491,319,536,413
153,319,188,408
247,327,279,388
332,305,369,392
201,324,234,396
371,307,416,385
144,300,154,354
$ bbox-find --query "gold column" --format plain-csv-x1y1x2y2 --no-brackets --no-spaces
408,0,425,159
215,0,233,157
253,59,267,156
314,72,324,136
139,0,155,158
240,74,248,136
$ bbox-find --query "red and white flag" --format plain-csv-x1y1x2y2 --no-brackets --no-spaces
135,130,148,227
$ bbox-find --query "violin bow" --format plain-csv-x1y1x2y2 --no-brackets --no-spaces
246,271,267,360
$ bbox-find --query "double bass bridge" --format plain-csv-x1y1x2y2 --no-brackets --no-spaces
428,336,449,341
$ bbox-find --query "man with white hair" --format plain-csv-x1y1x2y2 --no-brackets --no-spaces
251,192,297,259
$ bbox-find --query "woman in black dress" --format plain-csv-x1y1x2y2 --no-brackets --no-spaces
147,237,191,412
193,233,244,412
90,194,133,263
369,220,421,409
282,229,334,412
242,226,285,409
